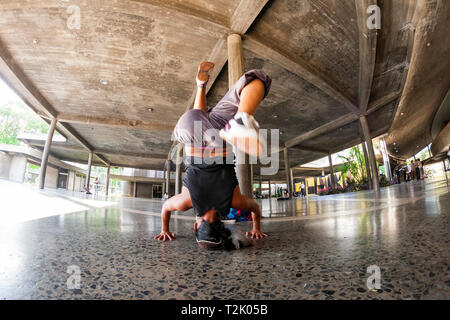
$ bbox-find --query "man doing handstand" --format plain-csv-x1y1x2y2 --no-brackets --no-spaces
154,62,272,250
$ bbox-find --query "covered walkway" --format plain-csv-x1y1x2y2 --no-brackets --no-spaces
0,177,448,299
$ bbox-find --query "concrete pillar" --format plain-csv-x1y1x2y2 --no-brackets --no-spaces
105,166,111,196
321,168,325,176
380,138,392,182
250,164,254,195
0,152,11,179
44,166,58,189
290,168,294,195
175,144,183,195
268,179,271,198
360,116,380,192
72,172,76,191
443,161,449,184
134,181,137,198
9,155,27,183
259,176,262,196
362,142,373,189
228,33,252,198
39,117,57,189
328,153,336,189
86,151,93,192
228,34,245,88
284,148,292,198
165,160,171,194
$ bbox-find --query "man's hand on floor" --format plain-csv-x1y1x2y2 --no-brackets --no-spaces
154,231,176,241
246,229,268,240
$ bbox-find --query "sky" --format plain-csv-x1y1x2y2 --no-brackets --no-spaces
301,149,352,168
0,78,21,104
0,77,65,140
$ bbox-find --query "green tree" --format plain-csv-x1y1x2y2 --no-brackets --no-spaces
0,101,54,145
338,146,367,185
0,106,21,145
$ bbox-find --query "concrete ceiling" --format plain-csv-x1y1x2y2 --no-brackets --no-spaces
385,0,450,159
0,0,448,174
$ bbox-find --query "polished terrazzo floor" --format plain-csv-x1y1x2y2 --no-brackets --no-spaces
0,178,449,300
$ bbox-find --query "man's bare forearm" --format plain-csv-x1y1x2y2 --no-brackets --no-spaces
161,209,171,232
252,211,261,231
193,86,207,112
249,200,262,231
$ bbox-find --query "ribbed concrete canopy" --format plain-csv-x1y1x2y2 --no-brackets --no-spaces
0,0,448,175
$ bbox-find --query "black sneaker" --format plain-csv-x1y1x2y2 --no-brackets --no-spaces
196,220,228,250
196,220,252,251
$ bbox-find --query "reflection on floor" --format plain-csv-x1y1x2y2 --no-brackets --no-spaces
0,178,448,299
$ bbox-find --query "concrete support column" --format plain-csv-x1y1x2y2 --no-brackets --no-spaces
228,33,252,198
284,148,292,198
175,144,183,195
380,138,392,182
290,168,294,195
360,116,380,192
72,172,76,191
328,153,336,189
443,161,449,185
134,181,137,198
105,166,111,196
250,164,254,196
268,179,271,198
321,168,325,176
9,155,27,183
362,142,373,189
86,151,93,192
259,177,262,195
0,152,11,179
39,117,57,189
228,34,245,88
165,160,171,195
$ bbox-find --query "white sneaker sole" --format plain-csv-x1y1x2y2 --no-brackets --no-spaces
220,130,264,157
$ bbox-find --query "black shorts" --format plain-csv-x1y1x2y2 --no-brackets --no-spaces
183,157,239,218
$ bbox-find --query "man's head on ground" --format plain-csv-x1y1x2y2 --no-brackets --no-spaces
195,211,252,251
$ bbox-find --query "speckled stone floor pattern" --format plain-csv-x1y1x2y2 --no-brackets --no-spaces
0,178,448,299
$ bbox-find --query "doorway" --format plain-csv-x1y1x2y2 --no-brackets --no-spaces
152,185,163,198
58,170,69,189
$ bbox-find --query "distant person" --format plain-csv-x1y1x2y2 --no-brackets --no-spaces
300,182,306,197
410,160,416,181
394,165,401,184
414,159,421,180
84,185,92,195
93,177,99,195
406,162,412,181
419,160,424,180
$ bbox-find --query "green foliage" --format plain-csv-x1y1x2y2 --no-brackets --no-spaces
0,101,52,145
28,163,40,171
90,166,121,189
416,148,430,161
0,106,21,145
338,146,366,185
